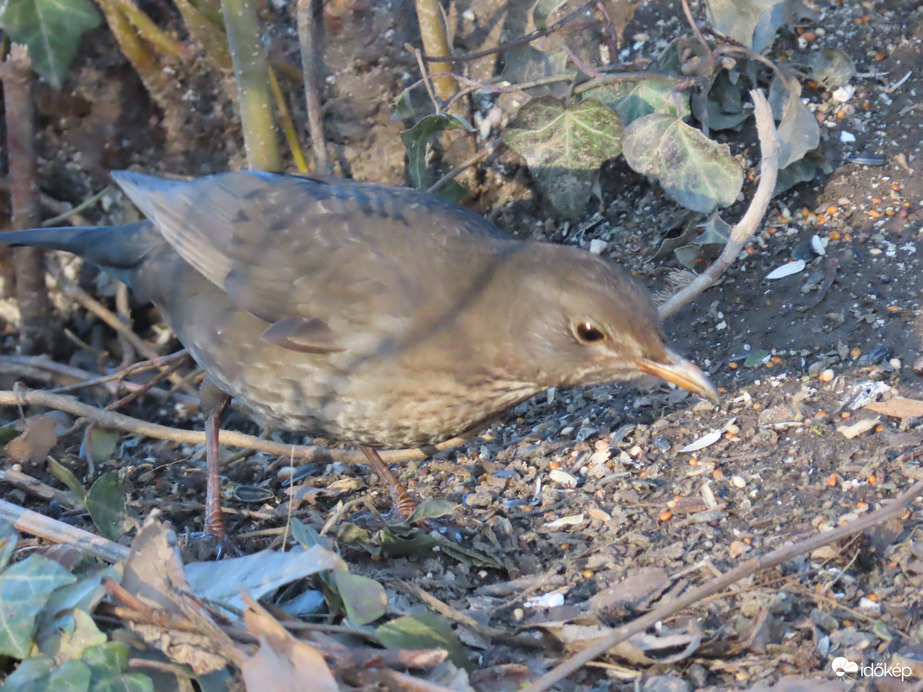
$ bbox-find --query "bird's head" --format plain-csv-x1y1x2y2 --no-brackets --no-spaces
496,244,718,402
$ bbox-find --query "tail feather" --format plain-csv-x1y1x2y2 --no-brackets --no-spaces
0,222,155,288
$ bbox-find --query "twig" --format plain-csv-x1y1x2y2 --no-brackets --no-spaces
40,186,113,227
421,0,597,64
0,468,81,509
57,278,197,396
268,67,309,173
680,0,715,78
296,0,329,175
409,45,441,113
0,497,130,562
520,479,923,692
415,0,457,100
0,388,471,465
658,89,780,319
427,139,499,194
1,44,55,353
221,0,282,171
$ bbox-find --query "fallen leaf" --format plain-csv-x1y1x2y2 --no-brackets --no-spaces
242,593,337,692
866,397,923,419
6,415,58,464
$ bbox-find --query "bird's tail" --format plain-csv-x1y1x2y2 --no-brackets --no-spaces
0,222,156,288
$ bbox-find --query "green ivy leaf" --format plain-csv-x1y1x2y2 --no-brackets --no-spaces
399,113,474,193
332,572,387,625
502,96,624,219
85,472,127,542
0,0,102,89
622,113,743,213
0,554,76,658
582,78,690,126
377,613,470,669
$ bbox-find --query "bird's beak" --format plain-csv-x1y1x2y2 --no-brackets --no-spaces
635,348,719,402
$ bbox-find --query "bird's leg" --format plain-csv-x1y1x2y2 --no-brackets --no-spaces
360,445,416,522
200,378,231,542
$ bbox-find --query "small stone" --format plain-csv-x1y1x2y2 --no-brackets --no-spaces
589,239,608,254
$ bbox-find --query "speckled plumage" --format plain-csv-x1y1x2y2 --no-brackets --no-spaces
2,171,716,449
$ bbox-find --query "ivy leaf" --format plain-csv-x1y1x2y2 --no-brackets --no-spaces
622,113,743,213
399,113,473,194
583,77,690,126
0,0,102,89
85,472,127,542
704,0,785,52
773,80,820,169
502,96,624,219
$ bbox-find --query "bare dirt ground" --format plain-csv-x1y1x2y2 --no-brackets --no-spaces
1,0,922,690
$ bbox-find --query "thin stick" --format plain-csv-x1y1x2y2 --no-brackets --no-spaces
41,186,113,227
296,0,329,175
0,388,470,465
0,498,130,563
58,278,197,396
658,89,780,320
521,479,923,692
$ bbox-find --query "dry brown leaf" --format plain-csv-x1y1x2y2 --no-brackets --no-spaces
866,397,923,419
6,414,58,464
241,592,337,691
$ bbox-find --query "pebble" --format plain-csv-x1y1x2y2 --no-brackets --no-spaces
589,239,608,254
731,475,747,488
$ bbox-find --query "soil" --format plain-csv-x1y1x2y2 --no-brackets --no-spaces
1,0,922,690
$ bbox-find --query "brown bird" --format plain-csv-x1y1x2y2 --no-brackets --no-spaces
3,171,717,539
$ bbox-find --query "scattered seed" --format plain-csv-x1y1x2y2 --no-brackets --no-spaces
829,230,842,241
582,569,594,579
659,510,672,522
840,411,851,419
731,475,746,488
766,259,806,280
827,474,840,487
850,348,862,358
856,501,868,510
819,369,835,382
729,362,739,370
869,209,881,218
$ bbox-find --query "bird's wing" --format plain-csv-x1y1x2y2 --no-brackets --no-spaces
112,171,508,351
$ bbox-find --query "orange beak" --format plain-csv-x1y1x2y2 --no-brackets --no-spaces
635,348,719,402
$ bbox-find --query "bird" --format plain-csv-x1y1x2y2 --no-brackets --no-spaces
1,170,717,540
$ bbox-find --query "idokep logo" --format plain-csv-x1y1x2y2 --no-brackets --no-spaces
831,657,858,678
831,656,913,681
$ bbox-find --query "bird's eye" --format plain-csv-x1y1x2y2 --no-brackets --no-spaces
574,321,607,344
